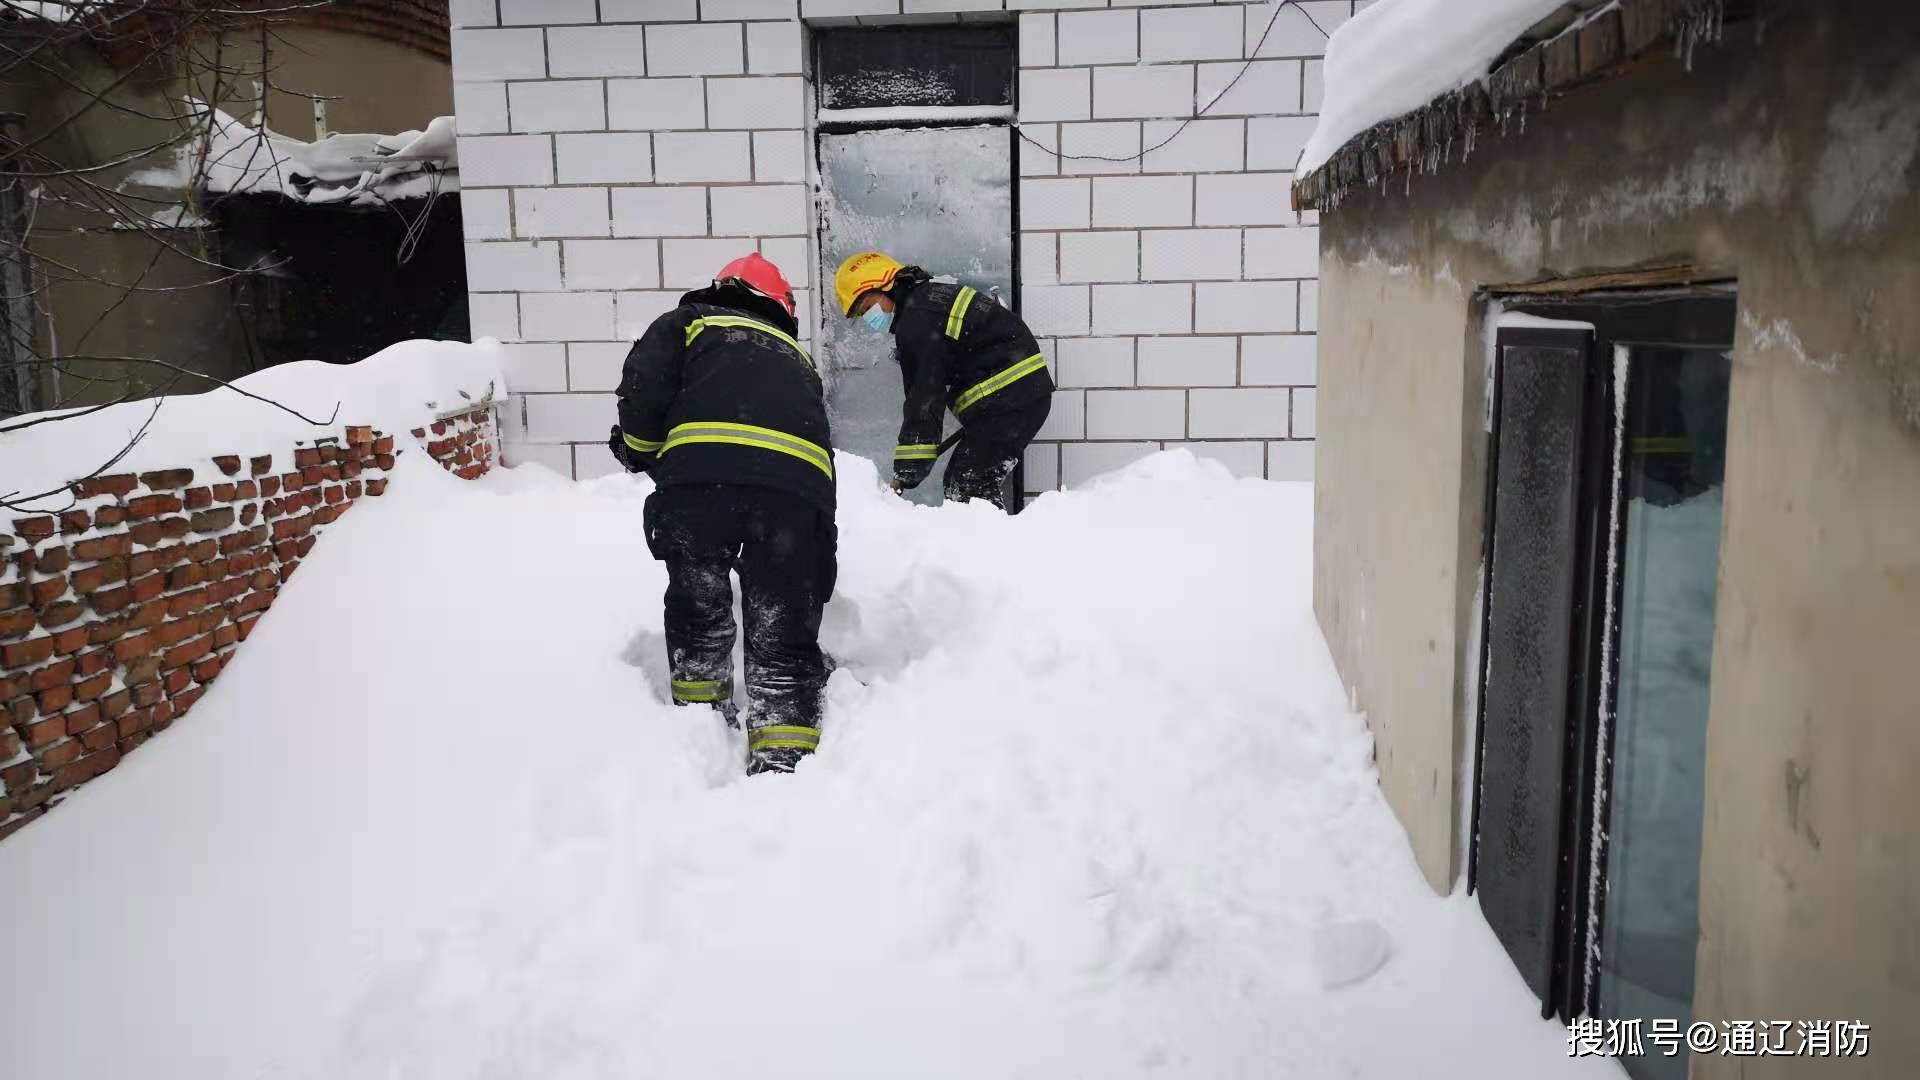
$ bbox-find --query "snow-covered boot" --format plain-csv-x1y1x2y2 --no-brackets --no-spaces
746,746,810,775
744,723,819,775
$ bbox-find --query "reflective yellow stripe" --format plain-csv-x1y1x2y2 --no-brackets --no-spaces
623,432,664,453
672,677,732,703
954,353,1048,414
684,316,815,370
894,443,940,461
1631,435,1693,455
661,421,835,480
944,287,976,340
748,724,820,752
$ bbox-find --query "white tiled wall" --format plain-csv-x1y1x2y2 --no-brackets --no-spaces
452,0,1338,485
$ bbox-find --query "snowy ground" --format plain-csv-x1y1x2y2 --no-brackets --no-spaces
0,449,1614,1079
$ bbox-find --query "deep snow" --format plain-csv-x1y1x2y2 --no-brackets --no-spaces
0,448,1615,1079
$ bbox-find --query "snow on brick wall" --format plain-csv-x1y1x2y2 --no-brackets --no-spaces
455,0,1342,488
0,410,498,841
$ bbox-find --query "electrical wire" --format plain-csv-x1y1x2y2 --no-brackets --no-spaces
1013,0,1332,164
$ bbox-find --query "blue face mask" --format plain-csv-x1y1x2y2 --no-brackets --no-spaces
861,305,894,333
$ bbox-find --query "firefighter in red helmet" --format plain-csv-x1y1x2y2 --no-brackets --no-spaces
609,253,837,775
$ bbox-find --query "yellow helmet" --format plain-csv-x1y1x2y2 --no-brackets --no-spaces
833,251,904,317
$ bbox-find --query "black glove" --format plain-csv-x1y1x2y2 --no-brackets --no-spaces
893,459,932,491
609,425,643,473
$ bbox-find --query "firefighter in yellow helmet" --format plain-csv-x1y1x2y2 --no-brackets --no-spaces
833,252,1052,509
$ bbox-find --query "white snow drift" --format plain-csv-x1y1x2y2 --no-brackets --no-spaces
0,426,1613,1078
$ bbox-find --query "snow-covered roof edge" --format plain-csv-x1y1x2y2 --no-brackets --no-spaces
1292,0,1735,212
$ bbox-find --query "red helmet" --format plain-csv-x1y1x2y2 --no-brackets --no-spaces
713,252,796,319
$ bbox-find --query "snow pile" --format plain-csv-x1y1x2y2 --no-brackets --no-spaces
1298,0,1570,174
0,448,1610,1079
0,339,505,509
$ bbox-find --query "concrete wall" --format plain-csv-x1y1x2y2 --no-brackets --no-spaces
1313,5,1920,1070
451,0,1356,486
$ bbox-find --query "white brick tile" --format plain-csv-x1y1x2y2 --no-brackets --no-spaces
803,0,895,15
504,442,574,476
547,26,650,78
1305,59,1324,112
617,291,683,337
1247,115,1317,171
1021,232,1057,286
1196,59,1301,116
565,238,661,290
467,292,519,341
1267,439,1315,481
1092,283,1190,335
498,343,569,392
1141,117,1244,173
1140,6,1241,62
455,81,509,133
575,445,632,481
1008,0,1095,9
703,0,795,18
748,21,803,74
1019,124,1059,176
1140,228,1240,282
1300,279,1318,332
521,291,617,341
612,186,708,236
1196,281,1296,333
1063,441,1159,488
524,392,617,443
453,28,546,81
1138,336,1236,386
904,0,999,12
1109,0,1209,6
1088,389,1184,439
501,0,593,24
1178,440,1265,479
460,134,554,186
600,0,697,20
1020,178,1090,230
1242,334,1316,386
654,132,754,182
1019,12,1055,67
1058,10,1137,66
707,76,804,129
1092,175,1192,228
1060,121,1141,176
1023,441,1059,493
1022,285,1090,337
1189,387,1288,437
1250,2,1334,59
1059,231,1138,284
1037,389,1085,440
1055,337,1133,387
607,78,706,129
509,79,606,132
1245,226,1318,278
648,23,745,77
757,237,810,287
753,130,806,181
1195,173,1293,227
1094,65,1193,120
515,187,610,237
569,343,632,393
1018,68,1090,123
710,184,807,235
556,132,654,184
449,0,496,29
1291,387,1316,438
461,188,512,240
663,237,757,288
466,240,562,291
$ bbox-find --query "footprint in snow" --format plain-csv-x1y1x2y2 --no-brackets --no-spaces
1311,920,1393,990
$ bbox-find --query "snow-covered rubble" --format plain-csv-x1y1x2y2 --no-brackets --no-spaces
0,339,505,509
1299,0,1574,175
0,446,1611,1079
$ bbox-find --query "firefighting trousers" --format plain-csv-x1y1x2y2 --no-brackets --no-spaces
944,396,1052,510
643,484,838,735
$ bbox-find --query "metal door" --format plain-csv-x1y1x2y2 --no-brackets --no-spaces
815,124,1014,506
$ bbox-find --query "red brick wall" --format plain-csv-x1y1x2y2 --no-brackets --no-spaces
0,406,497,840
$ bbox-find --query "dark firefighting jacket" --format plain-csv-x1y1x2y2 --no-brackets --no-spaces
615,284,835,511
889,270,1054,487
